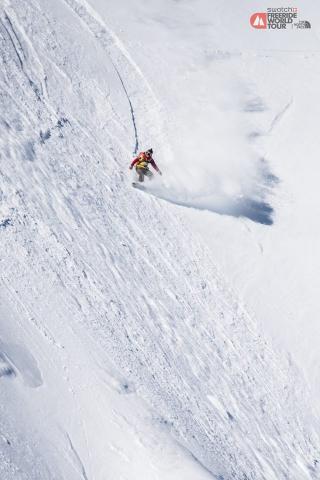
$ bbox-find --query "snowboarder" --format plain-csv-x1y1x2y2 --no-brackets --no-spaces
129,148,162,182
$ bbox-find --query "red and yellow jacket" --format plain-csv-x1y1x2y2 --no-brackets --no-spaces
130,152,160,173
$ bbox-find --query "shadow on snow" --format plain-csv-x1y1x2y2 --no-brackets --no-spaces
144,189,274,225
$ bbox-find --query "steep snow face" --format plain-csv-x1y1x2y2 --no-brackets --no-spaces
1,0,320,479
91,0,280,225
92,0,320,402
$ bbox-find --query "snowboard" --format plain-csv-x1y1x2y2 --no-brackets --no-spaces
132,182,146,190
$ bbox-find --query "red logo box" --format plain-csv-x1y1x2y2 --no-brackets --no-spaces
250,12,267,29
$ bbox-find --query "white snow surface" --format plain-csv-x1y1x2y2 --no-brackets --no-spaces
0,0,320,479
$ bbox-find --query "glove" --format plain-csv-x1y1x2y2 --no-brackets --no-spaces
158,170,162,176
129,165,133,170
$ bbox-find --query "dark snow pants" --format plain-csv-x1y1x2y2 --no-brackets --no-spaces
136,167,153,182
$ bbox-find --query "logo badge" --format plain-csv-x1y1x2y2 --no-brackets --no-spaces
250,12,267,29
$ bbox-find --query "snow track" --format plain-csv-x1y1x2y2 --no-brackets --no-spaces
0,1,320,479
61,0,165,154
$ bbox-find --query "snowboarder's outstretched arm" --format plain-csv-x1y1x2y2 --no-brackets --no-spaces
129,156,140,170
150,159,162,175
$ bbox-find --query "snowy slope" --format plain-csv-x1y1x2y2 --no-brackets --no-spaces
1,0,320,479
110,0,320,405
95,0,320,406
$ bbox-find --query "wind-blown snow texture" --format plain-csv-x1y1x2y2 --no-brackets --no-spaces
1,0,320,479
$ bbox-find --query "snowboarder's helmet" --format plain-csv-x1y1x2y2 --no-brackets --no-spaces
146,148,153,155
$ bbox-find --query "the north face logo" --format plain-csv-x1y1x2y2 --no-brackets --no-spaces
250,13,267,29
